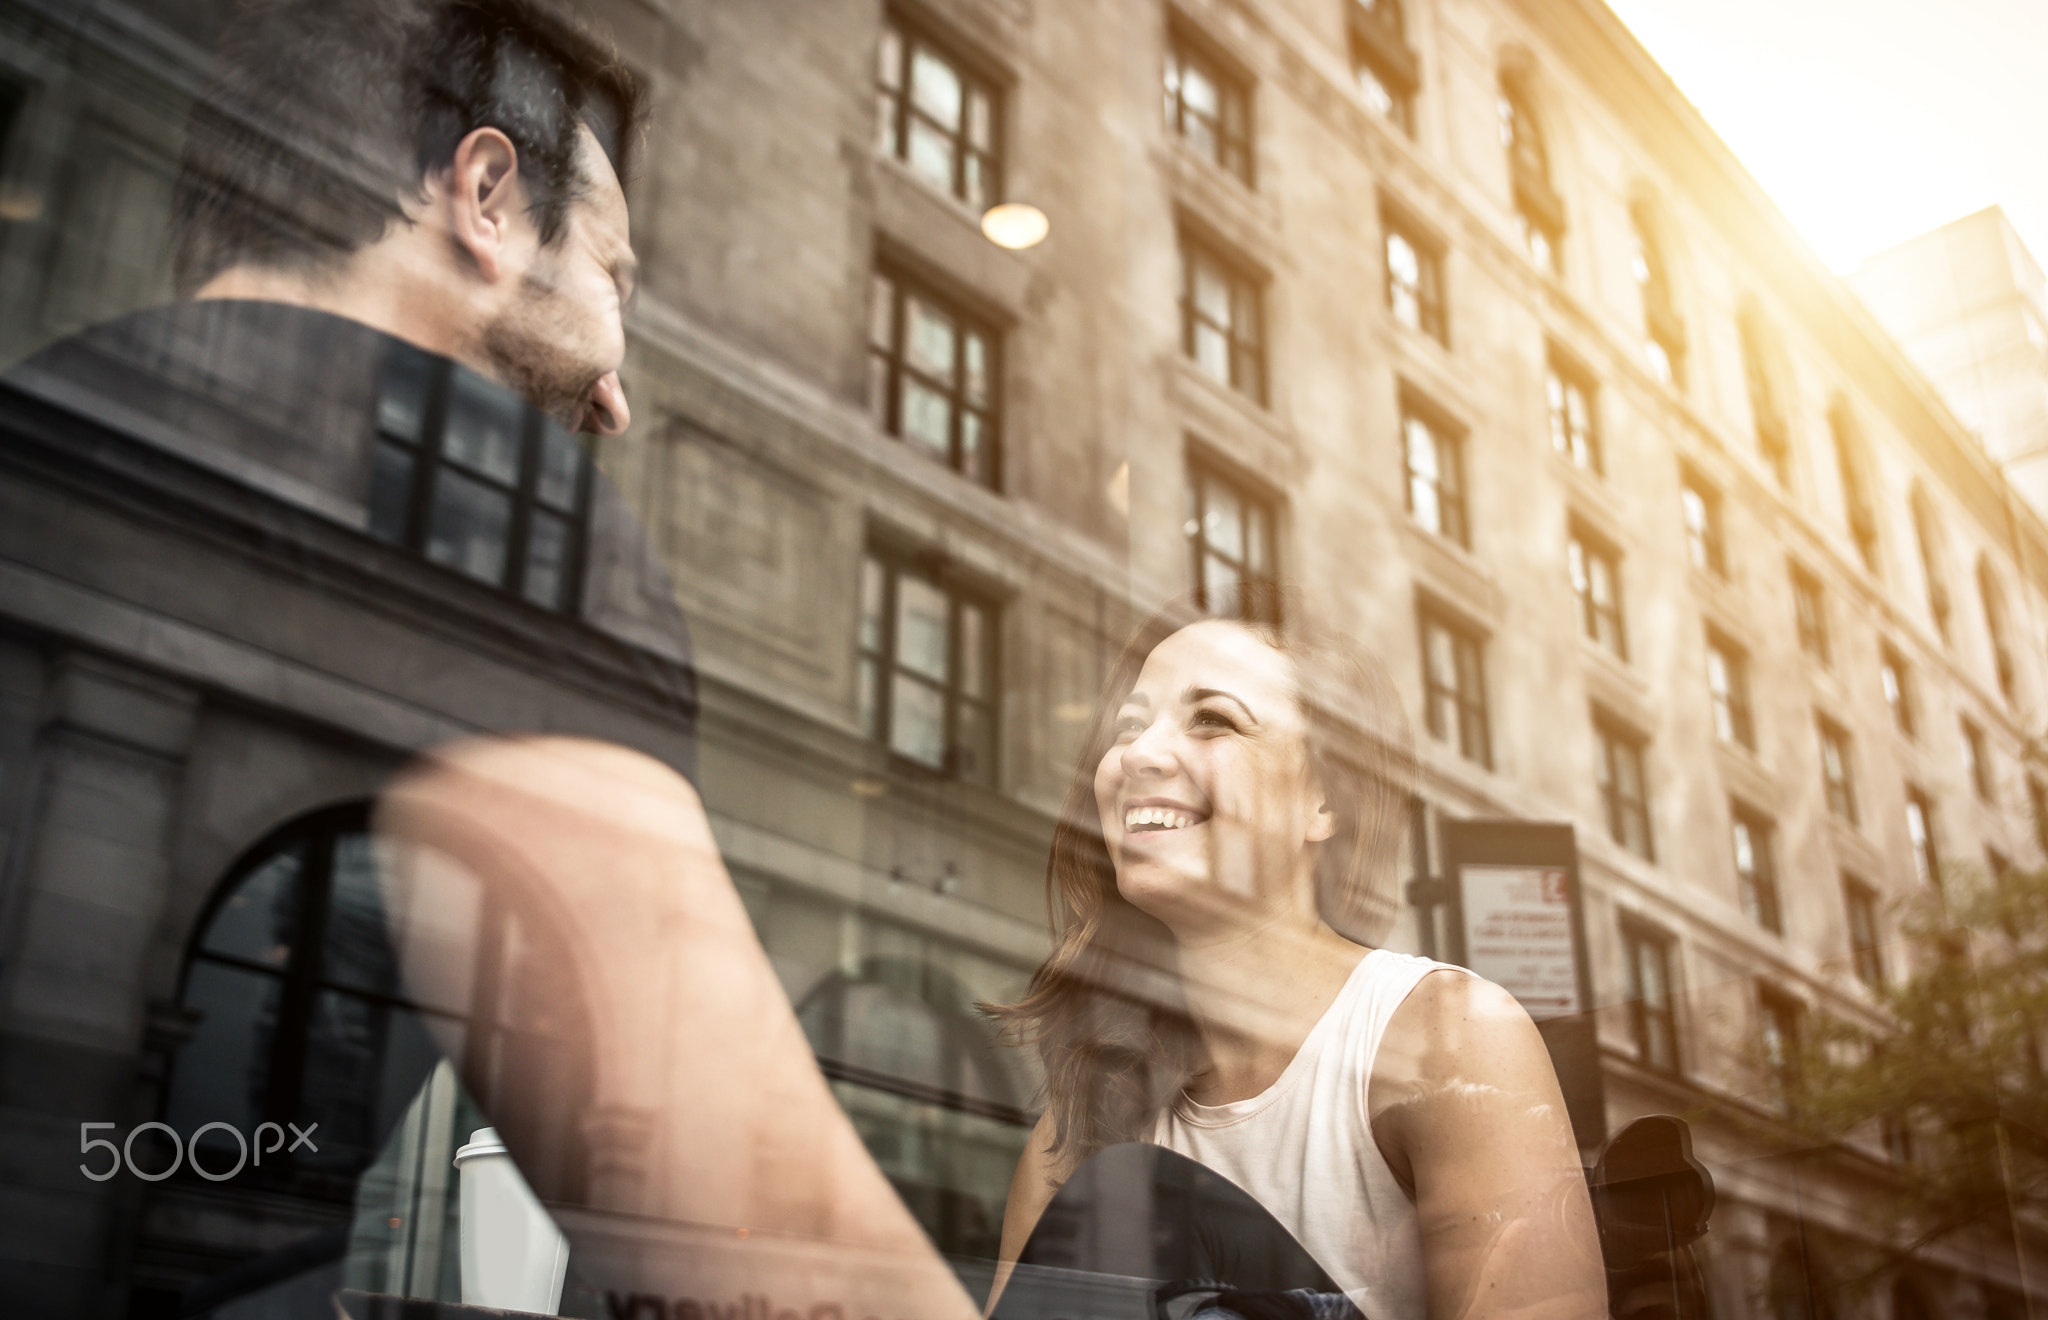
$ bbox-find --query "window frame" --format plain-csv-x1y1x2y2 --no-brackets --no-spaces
1758,985,1802,1114
1732,804,1782,934
867,265,1003,487
1790,562,1829,666
1400,393,1467,548
1706,631,1755,751
1348,0,1418,136
1594,713,1654,860
1881,645,1916,739
1739,309,1791,487
1962,718,1994,802
369,345,593,615
1843,876,1883,988
1177,229,1266,403
1679,470,1725,577
857,546,1001,786
875,12,1003,209
1631,206,1687,389
1545,351,1600,474
1568,526,1626,659
1419,602,1490,768
1164,25,1254,185
1904,786,1940,892
1383,207,1446,343
1187,456,1281,625
1829,402,1880,574
1817,716,1856,824
1497,76,1563,276
1621,919,1679,1071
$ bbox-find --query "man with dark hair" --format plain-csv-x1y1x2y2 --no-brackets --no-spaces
168,0,642,436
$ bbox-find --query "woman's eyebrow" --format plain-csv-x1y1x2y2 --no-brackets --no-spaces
1186,687,1256,722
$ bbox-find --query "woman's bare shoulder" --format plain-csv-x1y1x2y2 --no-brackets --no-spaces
1368,969,1554,1123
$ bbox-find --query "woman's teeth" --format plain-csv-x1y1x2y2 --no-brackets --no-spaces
1125,806,1198,832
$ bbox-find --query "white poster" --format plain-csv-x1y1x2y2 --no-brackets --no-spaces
1458,864,1580,1019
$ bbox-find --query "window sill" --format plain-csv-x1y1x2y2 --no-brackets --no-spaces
1714,738,1779,812
1405,521,1500,629
1166,354,1296,480
870,154,1031,317
1580,638,1652,731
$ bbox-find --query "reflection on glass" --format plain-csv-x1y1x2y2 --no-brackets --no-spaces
425,469,512,583
891,673,947,768
200,845,302,968
166,961,280,1141
443,369,523,483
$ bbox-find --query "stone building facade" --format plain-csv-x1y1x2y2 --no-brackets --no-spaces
0,0,2044,1316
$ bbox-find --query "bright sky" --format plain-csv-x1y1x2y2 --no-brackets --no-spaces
1600,0,2048,276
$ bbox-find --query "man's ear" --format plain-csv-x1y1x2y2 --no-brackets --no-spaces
1306,798,1337,845
443,127,528,284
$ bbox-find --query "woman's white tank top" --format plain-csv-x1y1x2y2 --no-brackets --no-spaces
1152,948,1463,1320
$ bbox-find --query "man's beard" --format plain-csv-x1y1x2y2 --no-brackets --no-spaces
480,277,601,432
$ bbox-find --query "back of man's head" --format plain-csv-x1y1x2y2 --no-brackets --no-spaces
171,0,642,296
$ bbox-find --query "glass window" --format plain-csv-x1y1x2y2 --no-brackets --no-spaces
1732,808,1781,933
1187,461,1279,624
1758,988,1801,1112
1164,33,1251,184
1905,788,1939,891
1568,532,1624,659
1384,217,1444,342
1402,404,1466,547
1349,0,1414,134
1963,719,1994,802
1791,564,1828,665
1420,606,1489,767
1545,357,1599,473
1623,922,1677,1070
876,15,1000,208
370,344,590,612
1680,472,1724,576
1978,560,2017,704
868,269,1000,486
1829,403,1880,574
1178,234,1264,401
1706,634,1753,749
1818,718,1856,823
1882,646,1915,738
856,550,998,785
1498,79,1561,275
1911,492,1951,641
1595,716,1652,859
1844,878,1883,988
1631,208,1685,388
1739,309,1791,486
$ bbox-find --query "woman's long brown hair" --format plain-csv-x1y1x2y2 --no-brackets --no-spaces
987,587,1415,1166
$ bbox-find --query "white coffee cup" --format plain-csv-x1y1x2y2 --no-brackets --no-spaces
453,1127,570,1313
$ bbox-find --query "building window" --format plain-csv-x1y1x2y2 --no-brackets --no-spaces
1829,402,1880,574
1962,718,1993,802
1178,233,1264,401
1680,471,1724,576
1706,633,1754,750
2030,777,2048,856
164,803,574,1194
1348,0,1417,134
1622,922,1678,1070
1595,715,1653,859
1910,489,1951,642
1817,717,1856,823
1758,987,1801,1113
1568,529,1625,659
858,549,998,784
1881,645,1915,738
1401,400,1466,547
369,344,592,613
1632,206,1686,388
1164,31,1252,184
1978,559,2017,704
1498,75,1562,276
868,269,1000,486
1904,787,1939,891
1187,460,1280,624
1790,563,1829,665
1732,806,1781,933
1738,307,1791,487
1420,605,1489,767
876,14,1000,208
1844,877,1883,988
1545,353,1599,473
1383,211,1445,342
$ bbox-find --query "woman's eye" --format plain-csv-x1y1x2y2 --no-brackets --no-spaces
1112,716,1146,740
1193,709,1237,732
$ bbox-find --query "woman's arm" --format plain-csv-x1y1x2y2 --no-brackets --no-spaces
985,1111,1065,1315
1369,970,1608,1320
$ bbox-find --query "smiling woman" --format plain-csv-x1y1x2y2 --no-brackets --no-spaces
986,589,1606,1320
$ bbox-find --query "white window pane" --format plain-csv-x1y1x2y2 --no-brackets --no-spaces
859,557,886,652
1194,323,1231,382
909,47,963,128
1203,481,1244,561
890,675,947,767
425,470,511,583
906,296,957,377
907,119,956,193
444,370,523,483
901,379,953,457
896,575,951,680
